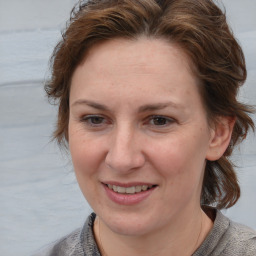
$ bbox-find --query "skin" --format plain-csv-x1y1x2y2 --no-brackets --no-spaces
68,38,234,256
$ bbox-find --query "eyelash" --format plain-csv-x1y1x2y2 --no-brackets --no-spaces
147,115,175,127
80,115,175,128
80,115,108,127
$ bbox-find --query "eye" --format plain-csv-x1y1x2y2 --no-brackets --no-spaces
148,115,175,127
81,115,107,127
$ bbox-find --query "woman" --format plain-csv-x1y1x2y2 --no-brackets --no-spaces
36,0,256,255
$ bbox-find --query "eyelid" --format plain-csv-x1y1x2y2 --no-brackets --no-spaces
80,114,104,120
80,114,109,127
146,115,176,127
79,114,175,129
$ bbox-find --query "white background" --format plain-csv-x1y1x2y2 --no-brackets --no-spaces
0,0,255,255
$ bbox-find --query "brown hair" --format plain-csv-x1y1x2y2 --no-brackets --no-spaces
46,0,255,209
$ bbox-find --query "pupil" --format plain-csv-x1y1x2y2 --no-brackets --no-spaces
154,117,166,125
92,117,103,124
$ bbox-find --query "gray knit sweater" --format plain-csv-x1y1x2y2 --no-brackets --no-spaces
33,211,256,256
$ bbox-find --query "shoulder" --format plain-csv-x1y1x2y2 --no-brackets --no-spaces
32,227,84,256
222,218,256,255
213,211,256,256
194,209,256,256
32,213,100,256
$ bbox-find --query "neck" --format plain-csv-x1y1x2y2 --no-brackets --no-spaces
94,207,213,256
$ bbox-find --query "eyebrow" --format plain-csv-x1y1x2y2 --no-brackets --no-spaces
71,99,110,111
71,99,182,112
138,102,182,112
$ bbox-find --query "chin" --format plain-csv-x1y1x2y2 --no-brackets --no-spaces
108,222,151,237
99,210,157,237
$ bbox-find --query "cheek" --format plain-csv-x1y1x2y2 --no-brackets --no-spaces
68,127,104,203
68,126,103,175
148,130,209,178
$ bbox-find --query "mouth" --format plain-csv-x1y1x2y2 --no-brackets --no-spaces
104,183,157,194
102,182,158,205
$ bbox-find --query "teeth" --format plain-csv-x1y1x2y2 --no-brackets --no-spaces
107,184,153,194
117,186,126,193
142,185,148,191
126,187,136,194
135,185,141,193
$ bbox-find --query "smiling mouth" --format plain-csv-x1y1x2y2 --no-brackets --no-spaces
105,184,157,194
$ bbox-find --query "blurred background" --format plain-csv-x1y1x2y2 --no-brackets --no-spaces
0,0,255,255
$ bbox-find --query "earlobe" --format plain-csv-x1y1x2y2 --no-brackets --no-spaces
206,116,236,161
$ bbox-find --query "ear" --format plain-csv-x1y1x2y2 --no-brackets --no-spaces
206,116,236,161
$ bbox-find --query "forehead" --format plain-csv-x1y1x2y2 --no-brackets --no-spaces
70,37,202,111
80,37,194,76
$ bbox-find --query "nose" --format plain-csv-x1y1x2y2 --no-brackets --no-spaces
105,125,145,173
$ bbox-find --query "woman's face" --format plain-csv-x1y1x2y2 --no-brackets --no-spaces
69,38,215,236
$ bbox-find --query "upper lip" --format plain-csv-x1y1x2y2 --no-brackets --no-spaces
102,181,157,187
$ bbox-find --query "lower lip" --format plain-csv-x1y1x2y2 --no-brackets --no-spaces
103,184,156,206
